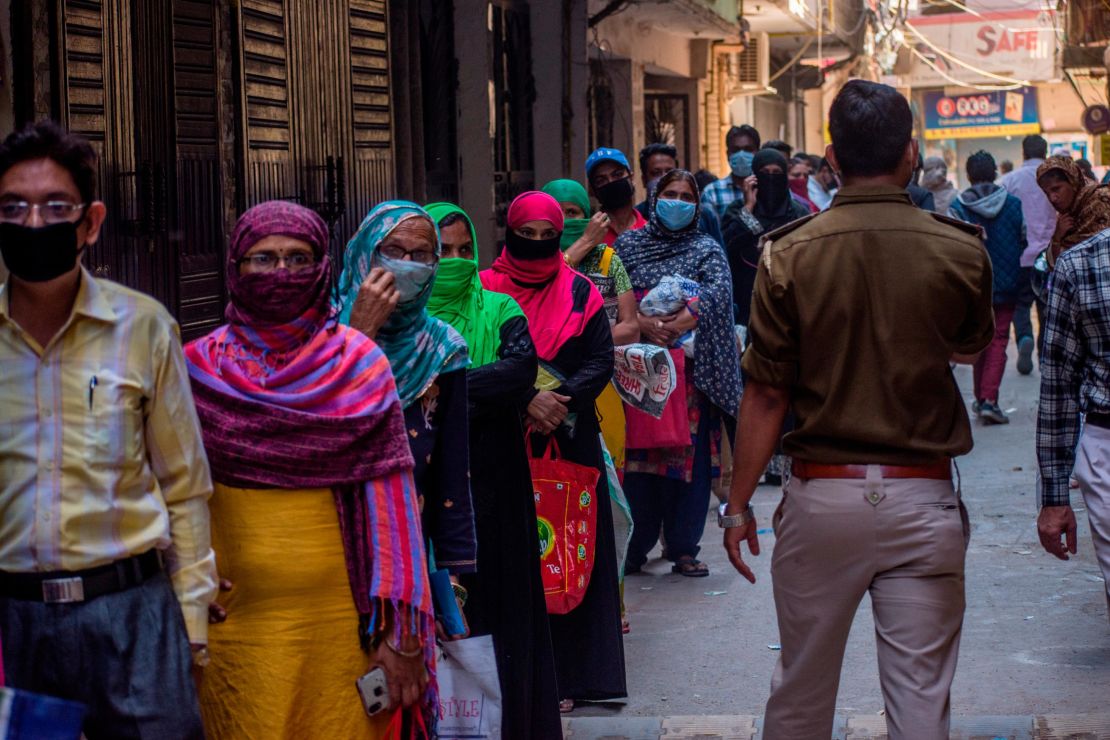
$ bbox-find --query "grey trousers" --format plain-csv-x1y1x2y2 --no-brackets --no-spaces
763,470,968,740
1072,424,1110,620
0,571,204,740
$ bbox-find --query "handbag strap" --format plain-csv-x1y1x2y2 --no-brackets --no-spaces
525,428,564,460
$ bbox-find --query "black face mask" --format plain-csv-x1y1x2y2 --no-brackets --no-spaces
594,176,635,212
755,172,790,215
504,228,561,261
0,222,83,283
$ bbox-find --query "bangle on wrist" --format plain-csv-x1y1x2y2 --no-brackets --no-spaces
385,636,424,658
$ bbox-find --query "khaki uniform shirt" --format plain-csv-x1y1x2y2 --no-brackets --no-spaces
741,185,994,465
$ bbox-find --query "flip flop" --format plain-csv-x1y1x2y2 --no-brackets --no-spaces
671,557,709,577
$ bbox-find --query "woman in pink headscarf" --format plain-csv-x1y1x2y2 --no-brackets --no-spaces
481,191,627,712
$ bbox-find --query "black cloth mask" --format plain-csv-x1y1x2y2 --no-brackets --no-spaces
595,177,635,212
504,228,561,261
755,172,790,219
0,222,83,283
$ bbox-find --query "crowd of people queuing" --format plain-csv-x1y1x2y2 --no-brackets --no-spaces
1,75,1109,740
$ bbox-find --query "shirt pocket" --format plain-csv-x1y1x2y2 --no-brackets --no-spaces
84,366,146,470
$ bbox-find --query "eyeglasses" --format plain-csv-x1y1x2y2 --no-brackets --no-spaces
0,200,86,225
238,251,316,272
378,244,438,265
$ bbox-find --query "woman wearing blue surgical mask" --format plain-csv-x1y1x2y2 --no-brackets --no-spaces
615,169,742,579
337,201,478,643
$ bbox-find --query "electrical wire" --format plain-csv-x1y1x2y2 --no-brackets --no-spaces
907,45,1026,90
769,37,816,82
916,0,1023,32
904,21,1032,85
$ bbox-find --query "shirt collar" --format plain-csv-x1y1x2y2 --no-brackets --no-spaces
1022,158,1044,170
0,266,117,325
830,185,914,207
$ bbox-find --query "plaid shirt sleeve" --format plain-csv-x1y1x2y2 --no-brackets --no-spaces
1037,259,1084,508
701,180,736,221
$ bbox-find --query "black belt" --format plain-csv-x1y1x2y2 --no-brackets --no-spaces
1087,412,1110,430
0,550,163,604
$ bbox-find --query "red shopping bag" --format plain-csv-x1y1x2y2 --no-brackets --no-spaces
530,438,600,615
624,348,690,449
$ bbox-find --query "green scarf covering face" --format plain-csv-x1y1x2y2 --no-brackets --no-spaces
425,202,525,367
541,179,593,251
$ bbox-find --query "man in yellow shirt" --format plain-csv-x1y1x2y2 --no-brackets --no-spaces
0,121,216,738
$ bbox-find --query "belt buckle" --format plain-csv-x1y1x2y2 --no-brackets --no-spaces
42,577,85,603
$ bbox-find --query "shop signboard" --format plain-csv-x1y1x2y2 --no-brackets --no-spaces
923,86,1040,140
905,10,1058,88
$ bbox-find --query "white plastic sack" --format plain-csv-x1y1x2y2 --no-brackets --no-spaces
640,276,699,357
612,343,677,419
435,635,502,740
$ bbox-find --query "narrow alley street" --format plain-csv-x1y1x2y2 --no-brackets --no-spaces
568,355,1110,738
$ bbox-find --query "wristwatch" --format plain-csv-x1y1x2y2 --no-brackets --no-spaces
718,502,755,529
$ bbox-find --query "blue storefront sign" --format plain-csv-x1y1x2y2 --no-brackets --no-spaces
923,86,1040,140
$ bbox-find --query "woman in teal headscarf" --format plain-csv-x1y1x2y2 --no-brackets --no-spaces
424,202,561,737
337,201,478,626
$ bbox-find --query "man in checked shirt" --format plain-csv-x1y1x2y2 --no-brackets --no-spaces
0,121,215,737
1037,224,1110,621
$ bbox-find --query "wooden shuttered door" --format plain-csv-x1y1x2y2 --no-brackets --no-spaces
52,0,226,339
54,0,140,290
237,0,395,264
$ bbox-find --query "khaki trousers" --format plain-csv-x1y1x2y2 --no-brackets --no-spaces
1072,424,1110,620
764,468,969,740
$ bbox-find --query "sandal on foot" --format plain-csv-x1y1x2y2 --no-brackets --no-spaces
559,699,575,713
671,557,709,577
622,616,631,634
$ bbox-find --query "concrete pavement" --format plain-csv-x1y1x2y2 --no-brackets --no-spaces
567,354,1110,737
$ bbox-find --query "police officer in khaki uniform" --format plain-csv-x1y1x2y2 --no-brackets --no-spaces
721,81,994,740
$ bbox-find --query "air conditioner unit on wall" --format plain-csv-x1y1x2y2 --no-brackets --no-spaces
730,32,770,92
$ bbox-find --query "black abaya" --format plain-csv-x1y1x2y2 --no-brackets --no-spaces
458,316,562,738
527,308,627,702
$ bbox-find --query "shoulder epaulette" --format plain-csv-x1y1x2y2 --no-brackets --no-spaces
756,213,821,279
929,211,984,239
761,212,821,244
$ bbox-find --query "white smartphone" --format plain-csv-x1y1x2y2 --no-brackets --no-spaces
356,667,391,716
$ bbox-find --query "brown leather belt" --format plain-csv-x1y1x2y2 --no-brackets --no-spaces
792,460,952,481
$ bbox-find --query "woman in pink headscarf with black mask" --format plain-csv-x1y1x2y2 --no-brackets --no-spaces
481,191,627,712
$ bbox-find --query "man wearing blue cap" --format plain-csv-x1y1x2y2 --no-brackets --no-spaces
586,147,647,246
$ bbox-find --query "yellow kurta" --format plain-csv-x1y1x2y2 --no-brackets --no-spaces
200,485,392,739
597,383,627,469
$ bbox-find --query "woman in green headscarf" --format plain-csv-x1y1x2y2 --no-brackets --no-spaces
424,202,562,738
542,179,639,345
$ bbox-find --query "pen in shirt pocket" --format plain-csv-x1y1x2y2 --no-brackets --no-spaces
88,375,98,410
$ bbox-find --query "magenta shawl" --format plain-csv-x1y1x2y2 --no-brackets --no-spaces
185,201,436,729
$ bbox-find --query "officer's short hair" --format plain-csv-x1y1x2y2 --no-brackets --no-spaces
828,81,912,178
1022,135,1048,161
966,151,997,184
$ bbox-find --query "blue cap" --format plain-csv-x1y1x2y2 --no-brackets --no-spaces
585,147,631,177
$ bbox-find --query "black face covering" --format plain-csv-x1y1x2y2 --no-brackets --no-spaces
755,172,790,218
0,222,83,283
594,176,635,212
504,228,561,261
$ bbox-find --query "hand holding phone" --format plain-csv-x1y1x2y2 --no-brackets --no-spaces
356,667,391,716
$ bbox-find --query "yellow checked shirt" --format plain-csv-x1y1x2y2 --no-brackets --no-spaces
0,268,217,643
